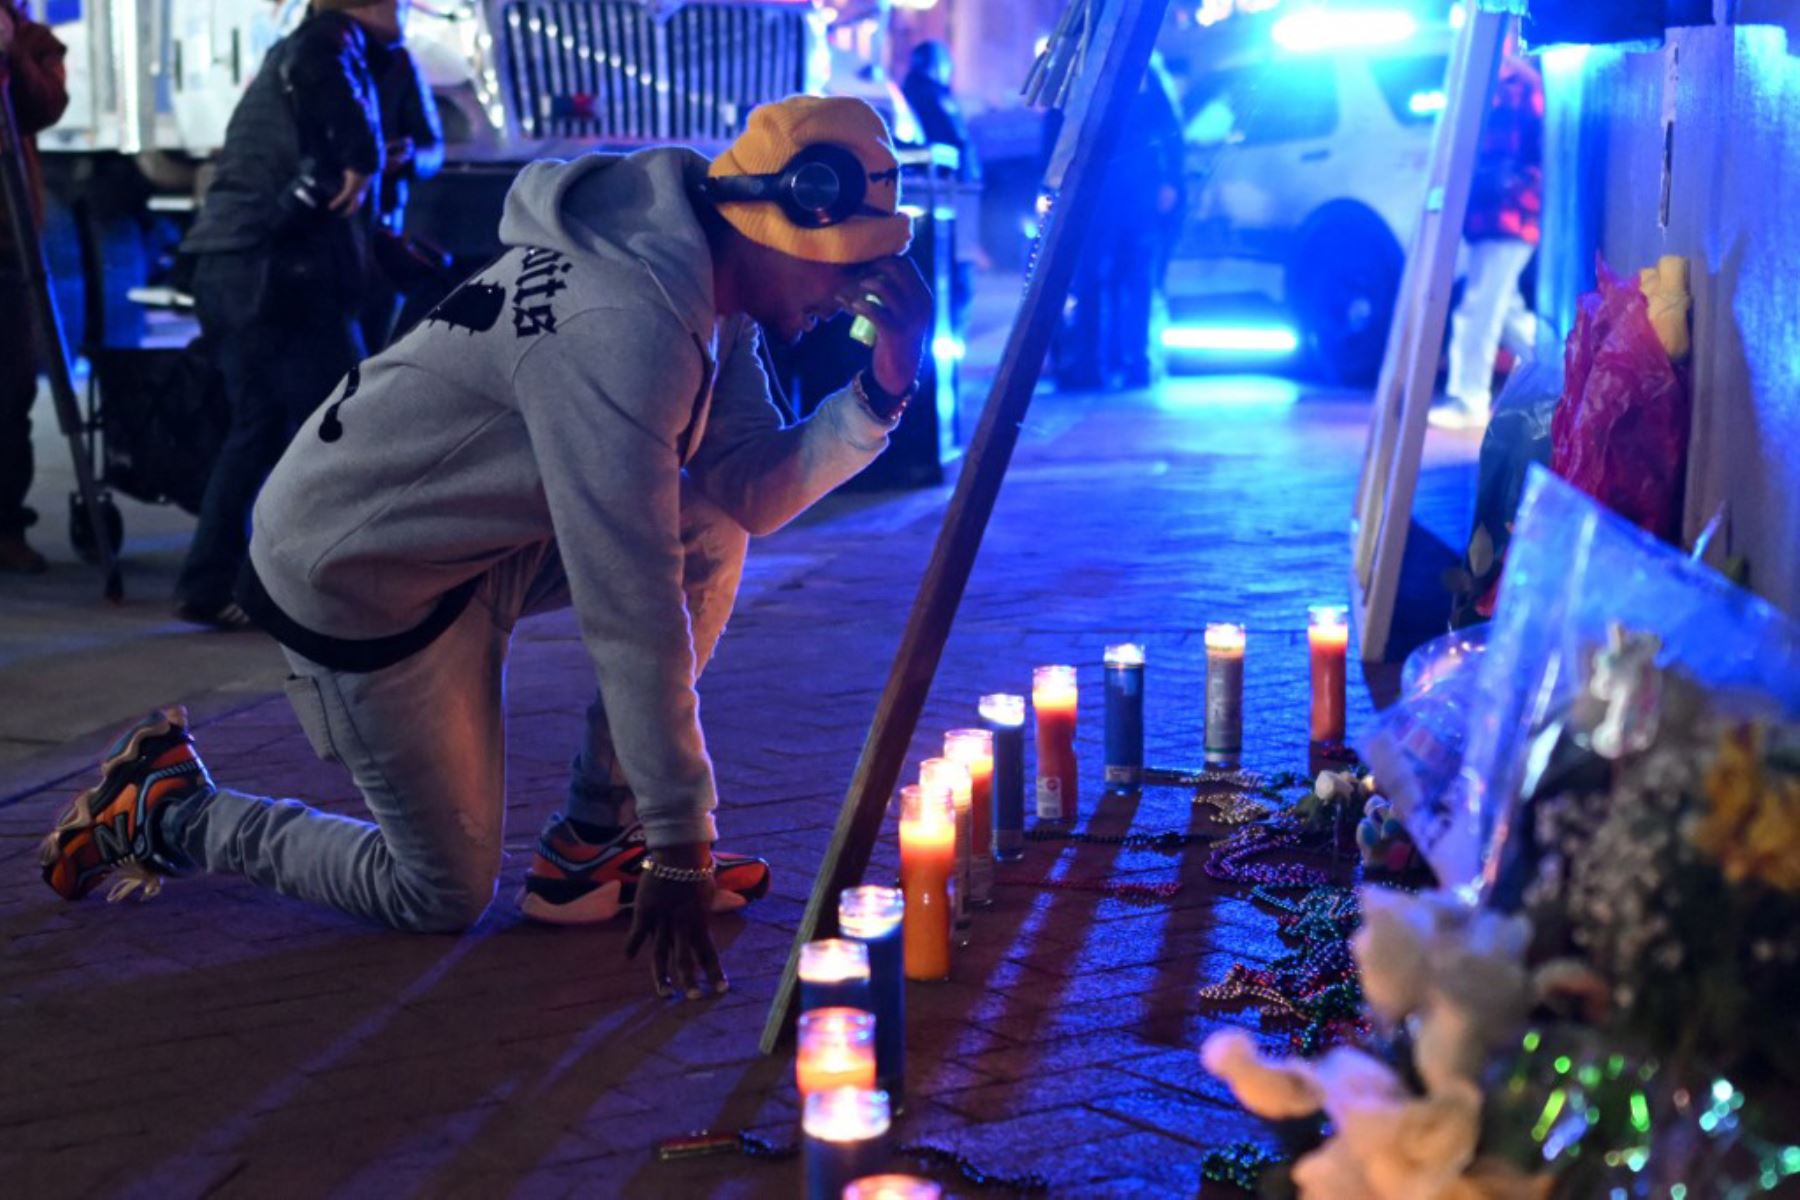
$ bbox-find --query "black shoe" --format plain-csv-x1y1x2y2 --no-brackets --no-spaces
0,536,48,574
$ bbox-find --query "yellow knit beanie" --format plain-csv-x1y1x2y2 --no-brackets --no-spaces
707,96,913,264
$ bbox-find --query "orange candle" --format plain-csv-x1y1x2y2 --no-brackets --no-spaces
844,1176,943,1200
898,784,955,981
944,729,995,908
1308,605,1349,744
1204,624,1246,758
796,1008,878,1098
1032,665,1079,823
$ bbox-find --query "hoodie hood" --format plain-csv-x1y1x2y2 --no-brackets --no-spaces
499,146,718,342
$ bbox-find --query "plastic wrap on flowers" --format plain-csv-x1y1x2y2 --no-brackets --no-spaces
1458,468,1796,902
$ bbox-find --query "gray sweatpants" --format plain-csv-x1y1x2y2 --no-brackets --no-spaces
167,483,749,932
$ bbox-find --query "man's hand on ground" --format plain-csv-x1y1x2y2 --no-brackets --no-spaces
625,842,728,1000
841,256,932,397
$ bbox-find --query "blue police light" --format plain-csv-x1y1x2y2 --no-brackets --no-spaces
1408,89,1447,115
1271,8,1419,53
1160,324,1300,354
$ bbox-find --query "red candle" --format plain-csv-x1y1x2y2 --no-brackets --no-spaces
1032,665,1079,823
1308,605,1348,744
898,784,954,981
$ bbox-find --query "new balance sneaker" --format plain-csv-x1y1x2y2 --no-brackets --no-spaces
41,707,213,902
521,816,771,925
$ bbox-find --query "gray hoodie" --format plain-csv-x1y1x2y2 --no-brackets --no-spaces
248,147,897,848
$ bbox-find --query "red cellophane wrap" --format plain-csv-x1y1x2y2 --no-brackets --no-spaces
1550,256,1689,541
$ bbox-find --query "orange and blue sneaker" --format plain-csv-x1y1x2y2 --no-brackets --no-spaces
40,707,213,903
521,816,771,925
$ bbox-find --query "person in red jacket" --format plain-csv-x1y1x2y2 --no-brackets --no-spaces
0,0,69,574
1438,41,1543,431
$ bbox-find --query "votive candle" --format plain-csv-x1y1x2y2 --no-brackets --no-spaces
898,784,954,981
979,694,1027,861
920,757,974,933
799,939,873,1016
1032,665,1079,824
839,886,905,1105
944,729,995,908
1103,643,1146,790
1308,604,1349,744
804,1087,892,1200
796,1008,877,1099
1204,624,1246,759
843,1175,943,1200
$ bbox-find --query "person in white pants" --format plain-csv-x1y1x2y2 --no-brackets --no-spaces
1438,44,1544,430
1443,238,1538,427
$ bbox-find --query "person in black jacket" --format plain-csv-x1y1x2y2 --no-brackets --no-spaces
358,35,442,351
901,40,978,346
174,0,398,628
1059,55,1185,392
0,0,69,575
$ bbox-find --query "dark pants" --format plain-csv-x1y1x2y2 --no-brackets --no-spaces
176,252,363,610
1063,223,1158,387
0,277,38,538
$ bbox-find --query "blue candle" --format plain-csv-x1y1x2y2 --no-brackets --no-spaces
979,694,1027,862
804,1088,891,1200
799,938,873,1015
838,886,905,1106
1104,643,1146,790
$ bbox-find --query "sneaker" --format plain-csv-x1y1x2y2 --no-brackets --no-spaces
521,816,771,926
1428,395,1493,432
40,707,213,902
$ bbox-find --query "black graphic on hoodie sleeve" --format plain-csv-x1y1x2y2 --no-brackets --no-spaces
511,247,573,338
318,364,361,443
424,281,507,334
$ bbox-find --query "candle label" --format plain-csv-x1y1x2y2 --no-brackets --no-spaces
1036,776,1064,820
1104,764,1142,785
1205,657,1244,752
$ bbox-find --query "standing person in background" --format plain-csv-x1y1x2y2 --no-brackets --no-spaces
173,0,397,629
902,40,978,343
360,33,443,352
0,0,67,575
1058,55,1183,392
1438,38,1543,430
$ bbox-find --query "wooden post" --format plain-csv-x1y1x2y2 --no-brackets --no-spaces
1349,9,1506,661
760,0,1174,1054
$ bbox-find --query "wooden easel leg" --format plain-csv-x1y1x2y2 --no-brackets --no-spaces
758,0,1175,1054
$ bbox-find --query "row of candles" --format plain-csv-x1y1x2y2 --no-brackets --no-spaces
791,605,1352,1196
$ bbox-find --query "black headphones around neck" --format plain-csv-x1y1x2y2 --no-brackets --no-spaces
701,143,892,229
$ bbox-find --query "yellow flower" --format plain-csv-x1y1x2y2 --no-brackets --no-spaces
1692,723,1800,892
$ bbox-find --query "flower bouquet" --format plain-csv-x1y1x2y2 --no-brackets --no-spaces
1199,473,1800,1197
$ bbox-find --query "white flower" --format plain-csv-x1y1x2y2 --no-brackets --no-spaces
1317,770,1358,801
1292,1053,1482,1200
1293,1136,1380,1200
1352,888,1434,1024
1199,1027,1324,1118
1346,1079,1484,1199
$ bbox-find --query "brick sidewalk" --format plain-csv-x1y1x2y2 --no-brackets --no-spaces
1,379,1475,1198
